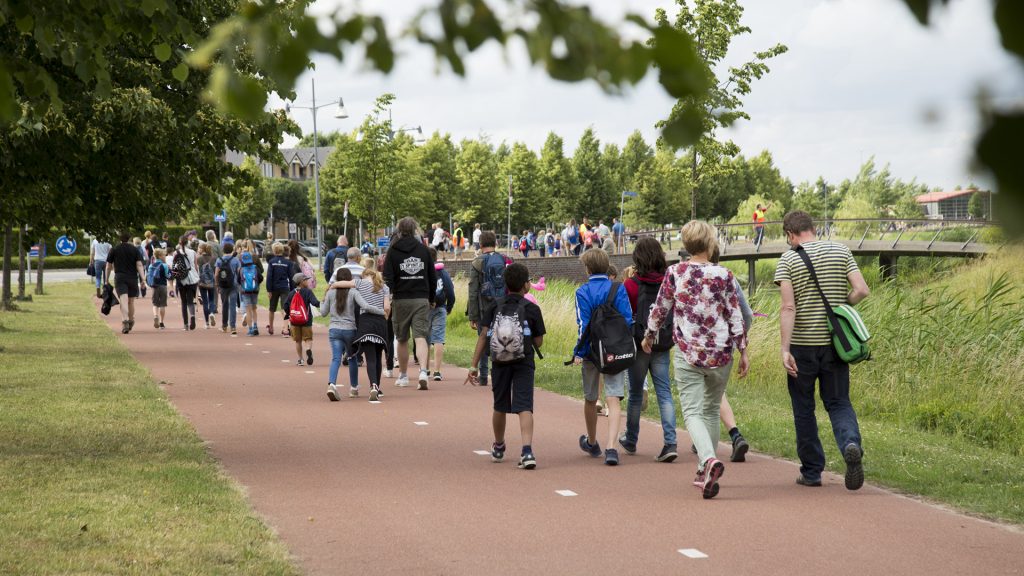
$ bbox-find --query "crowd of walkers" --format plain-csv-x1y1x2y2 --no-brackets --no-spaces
92,209,870,500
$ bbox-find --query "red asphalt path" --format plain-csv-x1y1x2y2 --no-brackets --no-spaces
99,301,1024,575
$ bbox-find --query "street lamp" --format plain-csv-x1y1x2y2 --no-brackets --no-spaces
284,77,348,264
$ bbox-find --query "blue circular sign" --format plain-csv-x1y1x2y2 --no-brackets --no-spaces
55,235,77,256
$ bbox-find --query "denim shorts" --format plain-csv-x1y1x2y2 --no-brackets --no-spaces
240,292,259,307
429,307,447,345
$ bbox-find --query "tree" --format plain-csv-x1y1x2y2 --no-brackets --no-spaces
620,130,655,194
415,132,461,226
297,131,347,148
500,143,542,232
455,138,501,228
223,158,273,232
571,127,617,223
655,0,788,220
968,191,986,219
267,178,313,231
538,132,576,222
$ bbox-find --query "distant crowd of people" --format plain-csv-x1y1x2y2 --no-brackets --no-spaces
91,209,870,499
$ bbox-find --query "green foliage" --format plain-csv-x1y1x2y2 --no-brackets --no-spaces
968,191,985,219
416,132,461,226
655,0,788,220
538,132,576,223
500,142,543,233
455,138,501,228
729,194,780,240
267,178,313,228
222,158,273,230
570,127,616,222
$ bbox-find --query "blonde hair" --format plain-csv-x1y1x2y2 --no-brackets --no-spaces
682,220,718,257
362,268,384,292
197,242,211,256
144,230,152,239
579,248,610,275
623,265,636,279
361,257,375,270
155,248,166,260
272,242,284,256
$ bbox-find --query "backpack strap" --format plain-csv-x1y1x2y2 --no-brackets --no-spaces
604,281,621,307
793,245,854,354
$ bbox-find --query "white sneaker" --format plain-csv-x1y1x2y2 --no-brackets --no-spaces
327,384,339,402
395,375,410,387
383,369,393,379
418,370,429,390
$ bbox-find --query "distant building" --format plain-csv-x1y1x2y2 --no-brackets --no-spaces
223,147,335,181
915,189,990,220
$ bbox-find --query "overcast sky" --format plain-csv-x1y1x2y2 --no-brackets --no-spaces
273,0,1023,190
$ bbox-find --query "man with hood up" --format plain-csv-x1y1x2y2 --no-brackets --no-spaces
383,216,438,390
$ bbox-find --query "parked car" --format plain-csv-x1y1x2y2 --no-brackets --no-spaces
273,239,318,259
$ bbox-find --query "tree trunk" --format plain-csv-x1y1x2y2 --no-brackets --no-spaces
17,224,26,300
35,237,45,295
1,224,13,310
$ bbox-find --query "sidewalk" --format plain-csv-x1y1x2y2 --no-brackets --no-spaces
99,302,1024,576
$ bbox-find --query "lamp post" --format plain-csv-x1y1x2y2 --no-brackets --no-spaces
285,78,348,265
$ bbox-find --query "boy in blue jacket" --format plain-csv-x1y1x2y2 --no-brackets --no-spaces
573,249,633,466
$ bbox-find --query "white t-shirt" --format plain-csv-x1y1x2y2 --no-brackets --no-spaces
472,228,482,244
91,239,112,261
173,247,200,285
432,227,446,247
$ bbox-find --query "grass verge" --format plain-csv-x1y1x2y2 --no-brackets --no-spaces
0,282,298,575
444,249,1024,525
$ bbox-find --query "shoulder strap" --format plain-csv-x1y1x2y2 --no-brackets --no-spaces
603,281,621,307
794,245,852,351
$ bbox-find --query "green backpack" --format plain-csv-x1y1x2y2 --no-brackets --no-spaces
794,246,871,364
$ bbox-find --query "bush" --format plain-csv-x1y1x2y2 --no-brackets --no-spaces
39,255,92,270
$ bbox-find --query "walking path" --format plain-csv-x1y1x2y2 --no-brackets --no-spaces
98,302,1024,575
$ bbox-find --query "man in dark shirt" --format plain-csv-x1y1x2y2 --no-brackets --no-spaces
105,232,146,333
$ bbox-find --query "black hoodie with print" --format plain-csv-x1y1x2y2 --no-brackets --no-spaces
383,235,437,304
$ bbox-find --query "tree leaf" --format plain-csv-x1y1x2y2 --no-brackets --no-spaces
153,43,172,62
15,15,33,34
172,62,189,83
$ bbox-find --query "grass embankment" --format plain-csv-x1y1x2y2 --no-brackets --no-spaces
443,248,1024,525
0,283,298,575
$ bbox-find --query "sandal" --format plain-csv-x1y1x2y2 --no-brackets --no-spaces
266,324,273,335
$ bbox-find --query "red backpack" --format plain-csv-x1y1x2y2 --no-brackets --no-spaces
289,289,310,325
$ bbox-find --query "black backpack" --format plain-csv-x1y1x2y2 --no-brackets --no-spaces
170,250,189,280
633,278,674,353
585,282,636,374
489,298,530,366
217,255,235,290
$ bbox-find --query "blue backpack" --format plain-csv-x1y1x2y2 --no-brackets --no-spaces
479,252,507,307
239,252,260,293
146,262,165,287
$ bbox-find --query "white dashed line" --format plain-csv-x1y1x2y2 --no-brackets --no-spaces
414,421,429,426
281,360,290,363
305,370,315,374
555,490,578,497
368,400,382,404
262,350,270,354
473,450,490,456
245,343,253,346
678,549,708,559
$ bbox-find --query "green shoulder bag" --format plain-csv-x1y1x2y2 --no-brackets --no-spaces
794,246,871,364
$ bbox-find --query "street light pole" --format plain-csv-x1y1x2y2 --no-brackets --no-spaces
312,78,323,266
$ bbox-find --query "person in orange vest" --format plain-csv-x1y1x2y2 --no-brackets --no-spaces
753,203,772,246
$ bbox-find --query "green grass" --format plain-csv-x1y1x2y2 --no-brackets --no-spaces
446,249,1024,525
0,283,298,575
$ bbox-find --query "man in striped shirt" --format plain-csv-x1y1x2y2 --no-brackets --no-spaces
774,211,871,490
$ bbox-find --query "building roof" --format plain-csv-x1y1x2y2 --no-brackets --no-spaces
283,147,335,167
915,189,981,203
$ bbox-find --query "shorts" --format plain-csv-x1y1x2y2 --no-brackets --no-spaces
392,298,430,342
492,362,535,414
115,277,139,298
151,285,168,307
582,359,625,401
290,324,313,343
429,307,447,345
240,292,259,307
268,290,288,312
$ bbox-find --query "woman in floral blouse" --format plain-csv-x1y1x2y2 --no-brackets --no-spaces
643,220,749,500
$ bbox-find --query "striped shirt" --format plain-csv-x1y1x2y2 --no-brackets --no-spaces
354,278,389,313
774,241,858,346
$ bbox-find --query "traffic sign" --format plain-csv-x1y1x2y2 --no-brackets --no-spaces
377,237,390,248
55,236,77,256
214,210,227,223
288,223,297,234
29,244,43,257
622,190,639,198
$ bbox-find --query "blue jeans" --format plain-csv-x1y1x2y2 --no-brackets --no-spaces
625,349,676,446
754,226,765,246
328,329,359,388
199,286,217,319
788,345,862,482
476,324,490,384
93,260,106,288
220,289,238,329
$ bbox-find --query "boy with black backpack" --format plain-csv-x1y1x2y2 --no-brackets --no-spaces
572,249,635,466
466,231,507,387
466,263,545,470
147,248,170,329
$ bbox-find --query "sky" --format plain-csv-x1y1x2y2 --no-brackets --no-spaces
273,0,1024,190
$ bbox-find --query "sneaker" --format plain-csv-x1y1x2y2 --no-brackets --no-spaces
296,359,305,366
655,444,678,463
159,323,165,330
417,370,429,390
327,384,339,402
128,319,135,332
306,349,314,366
796,475,823,487
395,375,410,387
231,329,237,335
579,435,602,458
491,442,506,463
595,401,604,416
617,433,637,455
282,328,290,338
604,448,620,466
432,372,442,381
843,444,864,491
349,387,360,398
699,458,725,499
266,324,273,335
730,435,749,463
383,369,393,379
121,321,130,334
153,316,160,329
189,316,196,331
209,314,216,327
221,325,227,333
518,452,537,470
369,386,380,402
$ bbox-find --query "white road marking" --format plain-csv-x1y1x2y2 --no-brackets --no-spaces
473,450,490,456
414,421,429,426
678,549,708,559
369,401,382,404
555,490,578,497
281,360,290,363
245,343,253,346
262,350,270,354
305,370,315,374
